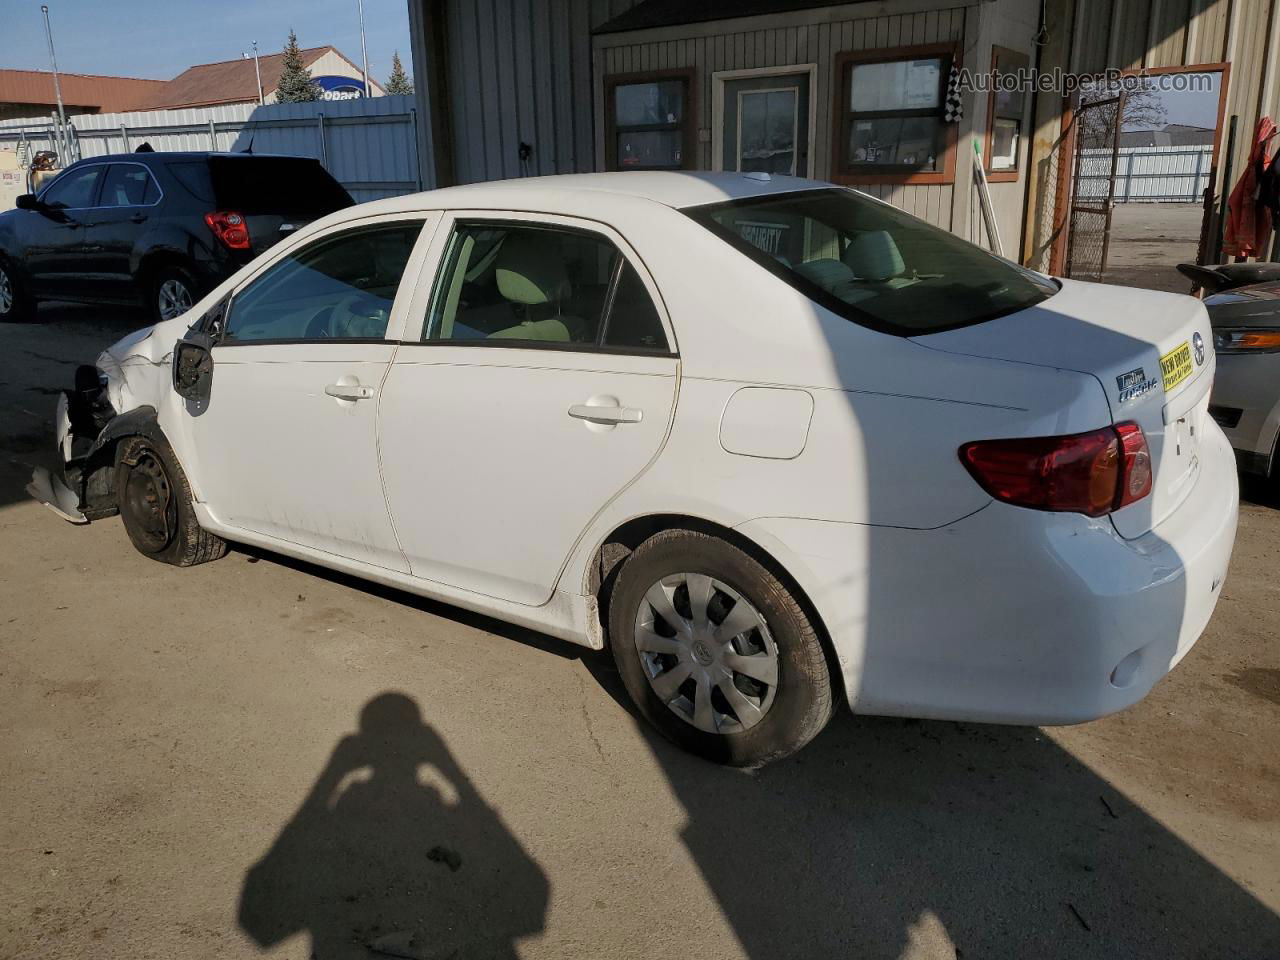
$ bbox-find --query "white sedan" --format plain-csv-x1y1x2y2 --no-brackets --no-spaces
29,172,1239,766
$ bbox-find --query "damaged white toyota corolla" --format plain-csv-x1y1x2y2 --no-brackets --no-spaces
29,173,1238,765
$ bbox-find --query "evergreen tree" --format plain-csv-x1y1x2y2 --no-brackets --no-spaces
385,52,414,96
275,30,321,103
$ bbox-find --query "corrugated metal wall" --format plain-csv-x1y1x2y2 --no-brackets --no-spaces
1062,0,1280,230
1081,144,1217,202
594,7,969,230
440,0,641,182
0,96,422,204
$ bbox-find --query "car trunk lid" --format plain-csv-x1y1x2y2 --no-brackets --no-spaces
914,278,1214,539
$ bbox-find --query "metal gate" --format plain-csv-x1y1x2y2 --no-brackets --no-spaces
1065,93,1126,280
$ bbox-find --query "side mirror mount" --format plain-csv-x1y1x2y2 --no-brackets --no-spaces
172,334,213,411
15,193,41,211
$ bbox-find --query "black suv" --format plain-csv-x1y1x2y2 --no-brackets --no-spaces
0,152,353,323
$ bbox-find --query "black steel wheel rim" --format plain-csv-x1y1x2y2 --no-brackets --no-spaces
123,451,175,551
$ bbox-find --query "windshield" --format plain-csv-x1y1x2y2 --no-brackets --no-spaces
685,188,1057,335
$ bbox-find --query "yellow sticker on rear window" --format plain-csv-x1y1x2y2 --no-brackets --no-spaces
1160,341,1193,392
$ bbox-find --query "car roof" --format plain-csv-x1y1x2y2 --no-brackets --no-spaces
70,151,320,165
354,171,832,216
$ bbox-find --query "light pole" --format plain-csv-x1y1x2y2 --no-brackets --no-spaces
356,0,370,97
243,41,263,104
40,5,70,162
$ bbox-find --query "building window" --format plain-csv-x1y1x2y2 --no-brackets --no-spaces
986,47,1030,181
833,46,957,185
605,71,695,171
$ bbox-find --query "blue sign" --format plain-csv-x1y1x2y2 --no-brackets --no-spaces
313,75,366,100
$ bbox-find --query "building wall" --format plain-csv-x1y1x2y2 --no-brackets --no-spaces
422,0,640,183
0,103,99,122
593,4,972,231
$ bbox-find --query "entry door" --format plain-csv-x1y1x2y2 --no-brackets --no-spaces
378,213,678,606
183,216,434,571
720,73,811,176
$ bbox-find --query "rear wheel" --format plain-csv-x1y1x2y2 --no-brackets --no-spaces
149,264,197,324
607,529,833,766
116,435,226,566
0,259,35,323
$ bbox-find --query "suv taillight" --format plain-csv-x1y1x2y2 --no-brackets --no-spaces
204,211,250,250
960,422,1152,517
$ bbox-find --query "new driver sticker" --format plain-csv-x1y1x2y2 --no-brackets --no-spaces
1160,341,1193,392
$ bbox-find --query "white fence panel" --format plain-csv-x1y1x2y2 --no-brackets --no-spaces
0,96,421,204
1077,144,1214,203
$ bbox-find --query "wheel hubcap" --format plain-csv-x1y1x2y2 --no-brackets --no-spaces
0,266,12,315
633,573,779,735
158,278,192,321
123,451,174,551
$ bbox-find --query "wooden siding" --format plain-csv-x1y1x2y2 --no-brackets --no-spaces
595,7,969,230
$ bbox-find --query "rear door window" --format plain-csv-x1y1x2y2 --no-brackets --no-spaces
100,164,159,206
425,221,671,353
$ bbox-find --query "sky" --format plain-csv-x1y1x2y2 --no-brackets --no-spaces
0,0,413,86
1122,72,1221,130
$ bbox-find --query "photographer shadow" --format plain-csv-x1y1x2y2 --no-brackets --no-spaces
238,693,548,960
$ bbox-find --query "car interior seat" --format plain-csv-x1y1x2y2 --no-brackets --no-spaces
488,232,588,342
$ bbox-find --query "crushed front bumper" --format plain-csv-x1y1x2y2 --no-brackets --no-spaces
27,465,87,523
26,366,120,524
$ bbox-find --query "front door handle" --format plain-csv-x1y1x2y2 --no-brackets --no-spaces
568,403,643,424
325,382,374,401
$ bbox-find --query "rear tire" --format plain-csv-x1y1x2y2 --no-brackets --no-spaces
607,529,833,766
149,264,198,324
116,435,226,566
0,259,35,323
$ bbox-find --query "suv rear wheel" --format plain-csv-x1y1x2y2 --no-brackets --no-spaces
150,264,198,324
607,529,833,766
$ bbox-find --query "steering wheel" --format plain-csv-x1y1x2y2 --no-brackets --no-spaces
304,294,385,339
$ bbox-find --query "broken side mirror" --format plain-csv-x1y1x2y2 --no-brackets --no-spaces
172,334,213,410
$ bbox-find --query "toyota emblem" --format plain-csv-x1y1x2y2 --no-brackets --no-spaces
1193,331,1205,365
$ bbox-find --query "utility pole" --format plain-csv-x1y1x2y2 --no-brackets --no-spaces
40,5,70,162
244,41,264,104
356,0,370,97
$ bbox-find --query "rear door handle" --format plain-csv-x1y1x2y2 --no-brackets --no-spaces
325,383,374,401
568,403,643,424
129,213,148,224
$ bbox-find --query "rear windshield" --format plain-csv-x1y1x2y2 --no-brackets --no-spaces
206,157,353,215
685,188,1056,335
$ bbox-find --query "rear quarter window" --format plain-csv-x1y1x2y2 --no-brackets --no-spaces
166,161,214,203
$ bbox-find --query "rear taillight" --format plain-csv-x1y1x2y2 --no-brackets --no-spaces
960,421,1151,517
204,211,250,250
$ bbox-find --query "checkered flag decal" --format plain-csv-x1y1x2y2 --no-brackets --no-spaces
944,63,963,122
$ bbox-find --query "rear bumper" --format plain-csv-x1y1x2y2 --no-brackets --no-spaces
737,420,1239,725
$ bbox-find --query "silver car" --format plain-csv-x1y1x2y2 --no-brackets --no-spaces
1206,281,1280,481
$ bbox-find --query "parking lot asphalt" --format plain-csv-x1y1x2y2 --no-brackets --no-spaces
2,302,1279,960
